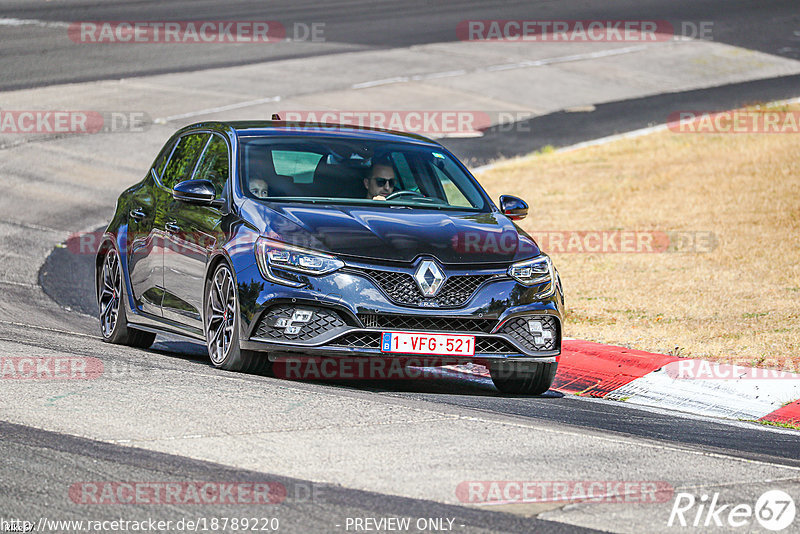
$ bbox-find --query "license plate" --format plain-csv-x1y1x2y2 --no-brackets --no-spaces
381,331,475,356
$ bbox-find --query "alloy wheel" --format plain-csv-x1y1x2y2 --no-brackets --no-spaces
207,265,236,365
99,248,121,338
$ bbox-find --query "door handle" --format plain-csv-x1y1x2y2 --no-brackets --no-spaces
165,221,181,234
129,208,146,221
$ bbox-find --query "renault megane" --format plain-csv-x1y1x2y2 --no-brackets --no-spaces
96,121,564,394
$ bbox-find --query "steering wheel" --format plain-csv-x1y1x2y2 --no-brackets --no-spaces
385,190,426,201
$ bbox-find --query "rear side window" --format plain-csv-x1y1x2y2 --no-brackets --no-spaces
161,132,210,189
272,150,322,183
193,134,229,196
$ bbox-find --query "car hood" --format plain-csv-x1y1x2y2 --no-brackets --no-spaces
243,200,540,264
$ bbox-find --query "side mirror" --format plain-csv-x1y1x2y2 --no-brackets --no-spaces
173,179,223,207
499,195,528,220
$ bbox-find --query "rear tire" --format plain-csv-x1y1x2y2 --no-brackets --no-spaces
489,361,557,395
97,247,156,349
204,262,270,374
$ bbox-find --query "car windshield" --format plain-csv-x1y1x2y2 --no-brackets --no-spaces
238,135,489,211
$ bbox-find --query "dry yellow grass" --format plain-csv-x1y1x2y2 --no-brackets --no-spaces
476,105,800,370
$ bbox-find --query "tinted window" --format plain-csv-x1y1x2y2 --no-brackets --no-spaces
272,150,322,183
434,165,472,207
193,134,229,196
161,133,210,189
238,136,489,211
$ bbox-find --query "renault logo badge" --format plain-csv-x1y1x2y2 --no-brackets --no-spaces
414,260,446,297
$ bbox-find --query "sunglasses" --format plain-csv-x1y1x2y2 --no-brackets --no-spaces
373,177,396,187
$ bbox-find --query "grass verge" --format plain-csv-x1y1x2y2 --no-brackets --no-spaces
476,103,800,370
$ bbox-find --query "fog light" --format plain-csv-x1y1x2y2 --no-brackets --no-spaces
273,309,314,334
291,310,313,323
528,319,554,346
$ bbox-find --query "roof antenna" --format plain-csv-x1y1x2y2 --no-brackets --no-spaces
271,113,281,120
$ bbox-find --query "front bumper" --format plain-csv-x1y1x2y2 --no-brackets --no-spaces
237,260,564,363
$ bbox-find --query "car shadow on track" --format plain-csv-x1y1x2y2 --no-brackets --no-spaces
321,378,565,398
123,336,566,398
271,359,565,398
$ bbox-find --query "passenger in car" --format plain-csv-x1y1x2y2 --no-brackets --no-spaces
249,177,270,198
364,163,396,199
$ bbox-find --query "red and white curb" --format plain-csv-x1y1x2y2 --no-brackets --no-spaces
441,340,800,426
554,340,800,426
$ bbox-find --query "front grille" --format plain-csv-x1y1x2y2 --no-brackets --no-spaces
439,275,493,306
500,316,559,351
357,268,495,308
359,314,495,333
329,331,518,354
255,305,346,341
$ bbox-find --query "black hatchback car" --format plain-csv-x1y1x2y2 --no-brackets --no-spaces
96,121,564,394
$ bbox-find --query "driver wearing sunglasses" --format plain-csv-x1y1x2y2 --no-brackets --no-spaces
364,163,396,199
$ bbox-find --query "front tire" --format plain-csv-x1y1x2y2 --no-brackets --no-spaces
97,247,155,349
204,262,269,373
489,360,557,395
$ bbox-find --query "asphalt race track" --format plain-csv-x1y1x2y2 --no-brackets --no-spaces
2,1,800,533
2,0,799,90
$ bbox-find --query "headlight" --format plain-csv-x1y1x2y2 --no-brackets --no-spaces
256,237,344,286
508,255,555,296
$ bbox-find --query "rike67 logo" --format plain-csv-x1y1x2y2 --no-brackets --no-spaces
668,490,796,531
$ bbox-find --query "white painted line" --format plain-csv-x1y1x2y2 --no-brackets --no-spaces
153,95,281,124
414,69,467,81
352,76,410,89
430,131,484,139
352,45,651,90
0,17,70,29
352,70,468,89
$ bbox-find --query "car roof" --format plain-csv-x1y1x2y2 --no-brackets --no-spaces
181,120,444,147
